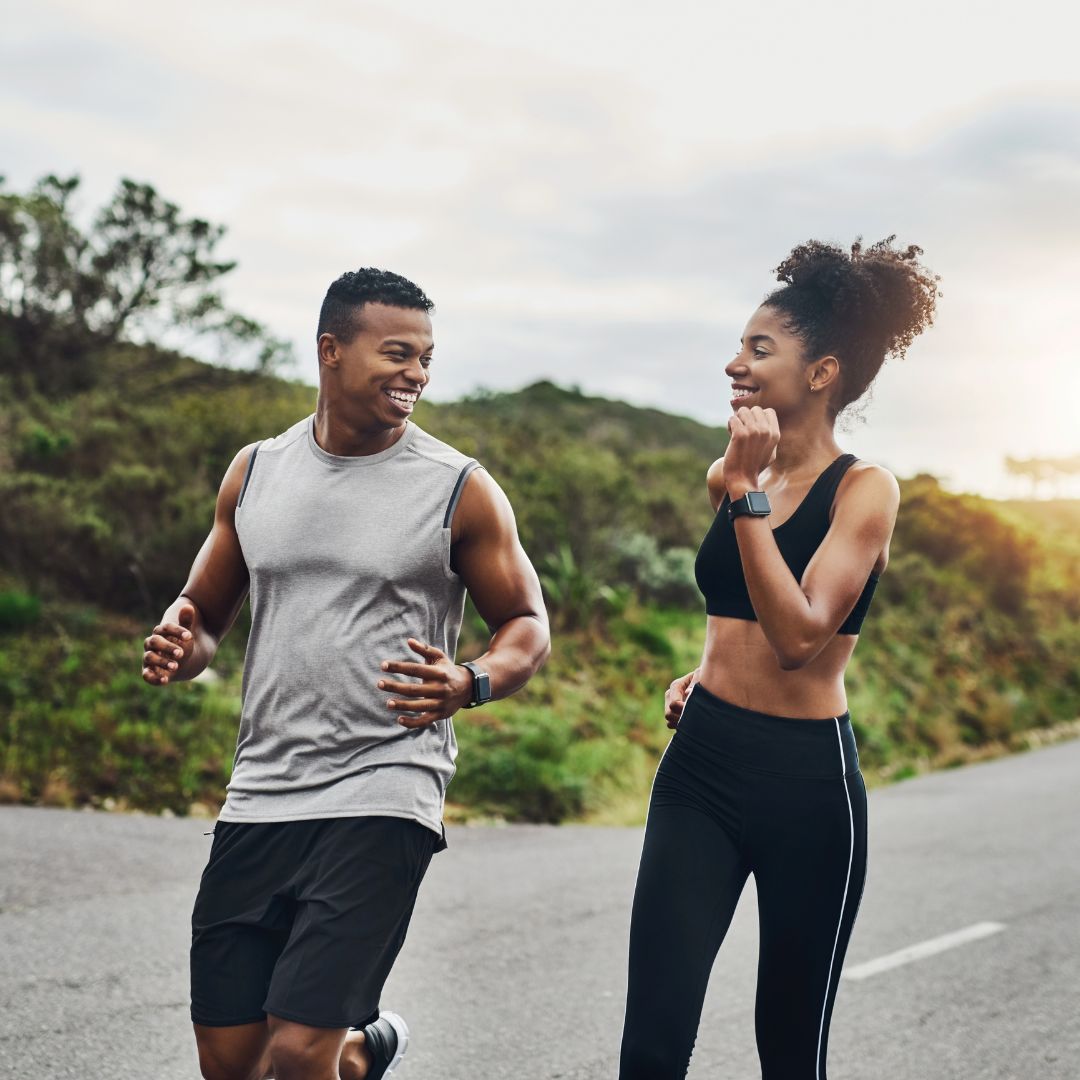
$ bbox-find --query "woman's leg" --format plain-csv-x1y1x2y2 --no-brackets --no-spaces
619,792,749,1080
750,769,868,1080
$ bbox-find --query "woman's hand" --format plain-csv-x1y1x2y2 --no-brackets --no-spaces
724,406,780,496
664,669,699,729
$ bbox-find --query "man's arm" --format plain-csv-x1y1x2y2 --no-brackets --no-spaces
450,468,551,696
377,468,551,728
141,445,256,685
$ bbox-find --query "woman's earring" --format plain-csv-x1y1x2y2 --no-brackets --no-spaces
809,383,817,392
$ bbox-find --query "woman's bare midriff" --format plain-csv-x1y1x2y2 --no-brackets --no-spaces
697,615,857,719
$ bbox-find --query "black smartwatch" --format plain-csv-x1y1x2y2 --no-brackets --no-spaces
728,490,772,521
460,661,492,708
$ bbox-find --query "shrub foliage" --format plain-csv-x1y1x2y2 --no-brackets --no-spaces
1,176,1076,819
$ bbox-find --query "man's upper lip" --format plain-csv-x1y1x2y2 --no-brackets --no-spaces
731,383,758,391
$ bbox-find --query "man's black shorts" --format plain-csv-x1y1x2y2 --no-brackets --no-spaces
190,815,439,1029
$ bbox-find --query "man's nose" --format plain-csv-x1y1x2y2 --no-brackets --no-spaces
404,360,429,385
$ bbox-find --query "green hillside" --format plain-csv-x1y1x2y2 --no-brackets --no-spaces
1,348,1078,822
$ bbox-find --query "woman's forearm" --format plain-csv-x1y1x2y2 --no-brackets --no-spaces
731,516,824,670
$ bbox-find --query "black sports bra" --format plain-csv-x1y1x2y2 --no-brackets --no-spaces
694,453,879,636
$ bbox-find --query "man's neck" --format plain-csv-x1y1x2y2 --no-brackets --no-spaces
313,403,407,458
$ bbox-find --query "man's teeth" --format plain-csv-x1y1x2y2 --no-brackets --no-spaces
732,388,757,399
386,391,418,404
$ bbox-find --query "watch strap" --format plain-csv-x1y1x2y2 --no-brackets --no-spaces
460,661,492,708
728,491,772,521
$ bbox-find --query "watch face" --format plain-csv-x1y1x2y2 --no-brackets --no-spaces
746,490,771,515
475,671,492,703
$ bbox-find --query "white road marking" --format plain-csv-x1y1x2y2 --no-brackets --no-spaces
842,921,1007,981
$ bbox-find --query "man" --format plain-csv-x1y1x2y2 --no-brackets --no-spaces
142,268,550,1080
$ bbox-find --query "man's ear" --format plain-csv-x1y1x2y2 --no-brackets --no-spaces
317,333,340,370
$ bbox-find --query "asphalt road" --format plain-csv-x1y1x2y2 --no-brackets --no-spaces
2,739,1078,1080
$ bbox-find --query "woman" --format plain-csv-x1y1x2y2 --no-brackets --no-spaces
619,238,939,1079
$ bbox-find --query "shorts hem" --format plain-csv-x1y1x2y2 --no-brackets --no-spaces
191,1011,267,1028
262,1003,363,1030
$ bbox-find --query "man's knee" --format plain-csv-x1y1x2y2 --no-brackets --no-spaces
268,1019,343,1080
268,1039,333,1079
194,1023,268,1080
197,1047,265,1080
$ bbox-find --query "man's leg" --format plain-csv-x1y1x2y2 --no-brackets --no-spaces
263,1017,348,1080
338,1028,375,1080
188,1019,376,1080
191,822,298,1079
193,1021,270,1080
260,819,435,1067
192,1022,376,1080
191,818,429,1078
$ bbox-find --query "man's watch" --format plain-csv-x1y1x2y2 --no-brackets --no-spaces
728,490,772,521
460,661,492,709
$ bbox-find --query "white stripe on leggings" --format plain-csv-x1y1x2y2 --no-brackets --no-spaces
816,718,854,1080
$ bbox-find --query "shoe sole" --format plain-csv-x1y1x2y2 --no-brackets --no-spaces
379,1010,410,1076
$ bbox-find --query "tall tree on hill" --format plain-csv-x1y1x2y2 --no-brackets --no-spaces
1004,454,1080,498
0,174,290,395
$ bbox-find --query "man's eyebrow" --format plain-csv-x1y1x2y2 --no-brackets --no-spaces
380,338,433,351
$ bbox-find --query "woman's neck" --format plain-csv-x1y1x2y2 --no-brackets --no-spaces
768,413,842,477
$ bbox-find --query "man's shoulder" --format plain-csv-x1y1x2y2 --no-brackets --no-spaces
405,423,476,474
256,415,311,456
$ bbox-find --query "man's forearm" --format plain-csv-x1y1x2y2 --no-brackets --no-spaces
466,612,550,701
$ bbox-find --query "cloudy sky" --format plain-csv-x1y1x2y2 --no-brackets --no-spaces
4,0,1079,495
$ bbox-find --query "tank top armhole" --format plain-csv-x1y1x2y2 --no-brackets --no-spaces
442,460,481,529
823,453,859,513
237,442,263,509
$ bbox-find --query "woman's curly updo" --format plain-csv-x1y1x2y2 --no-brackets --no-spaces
763,237,940,414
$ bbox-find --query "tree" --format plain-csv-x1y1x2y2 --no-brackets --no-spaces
1004,454,1080,498
0,174,291,394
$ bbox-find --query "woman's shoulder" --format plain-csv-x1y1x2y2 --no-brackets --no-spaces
706,456,727,511
835,458,900,518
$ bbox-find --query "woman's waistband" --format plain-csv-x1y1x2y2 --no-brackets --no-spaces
675,682,859,779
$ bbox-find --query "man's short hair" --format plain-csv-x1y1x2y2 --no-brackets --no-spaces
317,268,434,342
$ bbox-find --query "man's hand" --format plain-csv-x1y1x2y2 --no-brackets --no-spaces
142,604,196,686
378,638,473,729
724,406,781,497
664,669,699,730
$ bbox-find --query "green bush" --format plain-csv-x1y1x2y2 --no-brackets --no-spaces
1,357,1076,822
609,531,699,608
0,590,41,631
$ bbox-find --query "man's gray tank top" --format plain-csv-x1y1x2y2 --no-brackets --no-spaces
219,414,479,835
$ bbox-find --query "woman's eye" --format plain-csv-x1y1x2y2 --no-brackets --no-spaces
754,348,768,357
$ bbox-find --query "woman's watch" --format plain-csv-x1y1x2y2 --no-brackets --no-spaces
460,661,492,708
728,491,772,521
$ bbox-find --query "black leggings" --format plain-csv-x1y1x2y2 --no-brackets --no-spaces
620,684,868,1080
